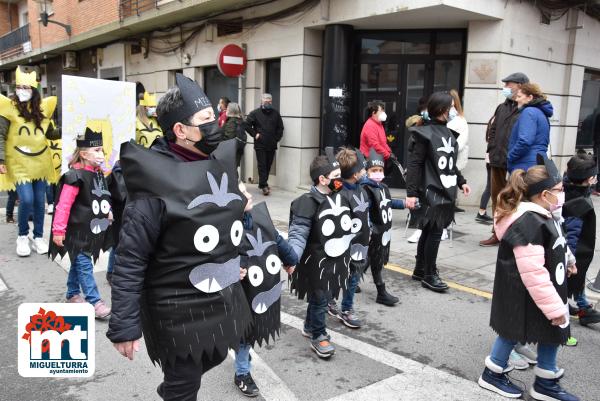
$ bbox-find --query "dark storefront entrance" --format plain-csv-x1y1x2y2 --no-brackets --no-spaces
354,30,466,187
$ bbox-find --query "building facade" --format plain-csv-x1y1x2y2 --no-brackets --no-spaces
1,0,600,204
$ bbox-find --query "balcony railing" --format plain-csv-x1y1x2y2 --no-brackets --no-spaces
119,0,181,21
0,24,30,54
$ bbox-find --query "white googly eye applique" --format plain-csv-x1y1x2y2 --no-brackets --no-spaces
381,209,388,224
438,156,447,170
230,220,243,246
340,214,352,232
266,254,282,275
92,200,100,215
194,224,219,253
449,156,454,170
322,219,335,237
387,208,393,222
100,199,110,215
248,265,264,287
555,262,565,286
351,218,362,234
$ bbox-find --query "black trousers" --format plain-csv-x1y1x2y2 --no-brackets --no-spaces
416,222,443,276
255,148,275,189
158,351,226,401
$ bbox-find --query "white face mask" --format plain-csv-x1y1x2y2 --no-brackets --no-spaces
379,111,387,122
501,87,513,99
448,107,458,121
83,150,105,167
146,107,156,117
16,88,32,103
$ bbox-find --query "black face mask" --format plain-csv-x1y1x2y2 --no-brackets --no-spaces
185,119,223,155
328,177,343,193
261,104,273,112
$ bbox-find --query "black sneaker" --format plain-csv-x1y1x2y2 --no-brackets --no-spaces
578,306,600,326
475,212,493,224
234,373,260,397
568,304,579,316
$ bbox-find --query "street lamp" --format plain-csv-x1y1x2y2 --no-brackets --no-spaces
38,0,72,36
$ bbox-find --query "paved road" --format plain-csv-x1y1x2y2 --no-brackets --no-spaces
1,185,599,401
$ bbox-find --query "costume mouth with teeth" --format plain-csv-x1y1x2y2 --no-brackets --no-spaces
118,131,253,367
0,86,57,191
238,202,285,347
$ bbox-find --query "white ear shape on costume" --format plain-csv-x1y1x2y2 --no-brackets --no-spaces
436,137,454,154
319,194,350,219
379,189,391,209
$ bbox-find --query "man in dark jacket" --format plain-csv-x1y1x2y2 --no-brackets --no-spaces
107,74,252,401
480,72,529,247
246,93,284,195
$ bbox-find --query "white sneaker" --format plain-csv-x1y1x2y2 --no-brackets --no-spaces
16,235,31,257
31,237,49,255
407,229,422,243
441,229,449,241
508,350,530,370
47,204,54,215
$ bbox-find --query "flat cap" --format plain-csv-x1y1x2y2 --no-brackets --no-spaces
501,72,529,84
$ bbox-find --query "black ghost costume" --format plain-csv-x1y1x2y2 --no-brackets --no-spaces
362,149,394,270
407,122,465,228
49,127,113,264
240,202,284,347
290,149,354,300
341,149,371,274
107,75,252,401
116,139,253,367
491,157,570,345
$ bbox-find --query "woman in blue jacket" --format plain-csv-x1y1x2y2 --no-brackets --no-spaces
507,83,553,173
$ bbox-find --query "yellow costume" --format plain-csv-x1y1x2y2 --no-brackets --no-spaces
136,92,162,148
0,68,57,191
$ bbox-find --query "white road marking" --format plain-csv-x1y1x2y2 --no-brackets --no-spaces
281,312,505,401
228,348,298,401
0,277,7,292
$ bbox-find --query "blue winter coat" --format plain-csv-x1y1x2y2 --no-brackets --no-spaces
507,99,553,173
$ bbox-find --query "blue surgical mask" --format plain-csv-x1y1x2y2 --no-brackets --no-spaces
501,87,513,99
420,110,430,120
448,107,458,121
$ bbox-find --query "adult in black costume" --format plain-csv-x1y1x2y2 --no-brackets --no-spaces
405,92,471,292
107,74,252,401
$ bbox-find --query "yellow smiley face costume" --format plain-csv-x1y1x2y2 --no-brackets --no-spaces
136,92,163,148
47,135,62,183
0,68,58,191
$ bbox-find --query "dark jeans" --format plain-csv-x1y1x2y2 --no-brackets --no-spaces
341,272,360,312
306,292,328,340
255,148,275,189
66,253,101,305
159,353,226,401
15,180,47,238
6,190,17,218
479,163,491,210
46,183,57,205
416,222,443,276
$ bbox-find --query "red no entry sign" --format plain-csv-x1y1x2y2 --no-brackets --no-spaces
217,44,247,77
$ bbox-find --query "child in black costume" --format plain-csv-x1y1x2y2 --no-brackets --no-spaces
563,152,600,329
361,148,406,305
49,126,112,319
288,151,354,359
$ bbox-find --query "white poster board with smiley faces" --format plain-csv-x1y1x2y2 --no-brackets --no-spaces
61,75,136,174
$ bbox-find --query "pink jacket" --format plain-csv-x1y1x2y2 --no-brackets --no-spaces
360,117,391,160
52,163,100,237
494,202,574,321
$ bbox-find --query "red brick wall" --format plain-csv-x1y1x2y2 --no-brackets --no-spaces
29,0,120,50
0,3,19,37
